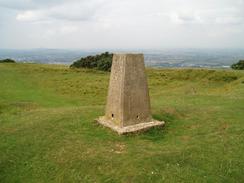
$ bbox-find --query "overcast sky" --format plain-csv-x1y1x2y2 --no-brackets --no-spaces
0,0,244,49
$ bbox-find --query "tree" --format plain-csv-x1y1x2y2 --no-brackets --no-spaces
70,52,113,71
231,60,244,70
0,59,16,63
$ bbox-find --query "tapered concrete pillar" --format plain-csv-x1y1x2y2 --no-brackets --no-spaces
97,54,164,134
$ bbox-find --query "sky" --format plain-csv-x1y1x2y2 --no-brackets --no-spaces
0,0,244,49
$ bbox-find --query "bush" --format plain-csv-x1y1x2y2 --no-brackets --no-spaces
0,59,16,63
70,52,113,71
231,60,244,70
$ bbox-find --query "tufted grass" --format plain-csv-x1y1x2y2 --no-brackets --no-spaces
0,63,244,182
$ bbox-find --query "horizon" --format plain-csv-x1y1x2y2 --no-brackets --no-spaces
1,47,244,68
1,47,244,51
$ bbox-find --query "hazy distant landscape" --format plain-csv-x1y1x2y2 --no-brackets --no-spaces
1,48,244,68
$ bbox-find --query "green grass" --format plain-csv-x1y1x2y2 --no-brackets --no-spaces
0,63,244,183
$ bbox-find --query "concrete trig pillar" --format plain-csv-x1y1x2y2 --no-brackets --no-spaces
97,54,164,134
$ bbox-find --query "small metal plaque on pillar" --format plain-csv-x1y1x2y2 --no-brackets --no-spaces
96,54,164,134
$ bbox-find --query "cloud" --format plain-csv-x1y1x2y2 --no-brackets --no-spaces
0,0,74,10
0,0,33,10
16,10,44,21
37,25,79,40
59,25,78,34
15,0,106,22
168,7,244,26
211,8,244,25
170,11,202,24
1,0,244,49
215,17,244,25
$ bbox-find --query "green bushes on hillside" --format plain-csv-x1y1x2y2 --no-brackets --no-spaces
0,59,16,63
70,52,113,71
231,60,244,70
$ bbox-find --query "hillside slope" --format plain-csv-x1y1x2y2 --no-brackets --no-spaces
0,63,244,182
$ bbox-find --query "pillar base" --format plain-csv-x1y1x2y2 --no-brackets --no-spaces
96,116,165,135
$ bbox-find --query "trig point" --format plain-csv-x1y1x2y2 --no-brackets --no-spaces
96,53,165,134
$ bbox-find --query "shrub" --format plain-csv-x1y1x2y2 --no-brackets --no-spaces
231,60,244,70
70,52,113,71
0,59,16,63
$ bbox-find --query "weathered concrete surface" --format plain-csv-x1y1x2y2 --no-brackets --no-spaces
96,53,164,134
97,116,164,135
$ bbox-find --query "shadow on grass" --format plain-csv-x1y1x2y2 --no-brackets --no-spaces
137,111,179,142
121,111,178,142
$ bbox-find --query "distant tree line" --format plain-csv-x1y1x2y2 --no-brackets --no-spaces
231,60,244,70
0,59,16,63
70,52,113,71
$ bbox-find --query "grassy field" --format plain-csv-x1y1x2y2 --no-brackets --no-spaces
0,63,244,183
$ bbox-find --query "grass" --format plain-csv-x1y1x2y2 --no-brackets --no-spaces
0,63,244,183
